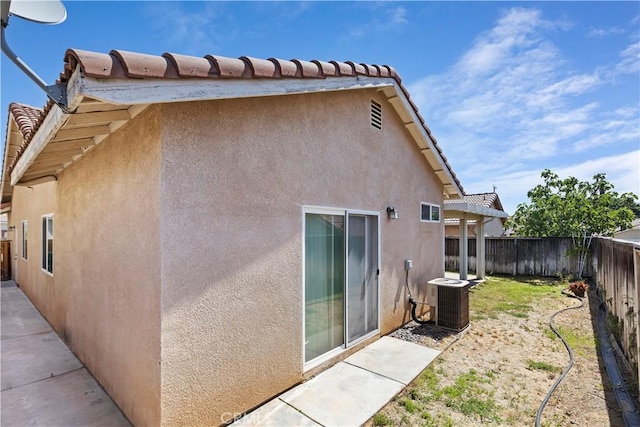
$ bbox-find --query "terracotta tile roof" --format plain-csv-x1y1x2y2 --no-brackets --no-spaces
61,49,399,81
444,192,507,225
8,103,44,142
446,192,504,211
5,48,464,194
4,103,48,175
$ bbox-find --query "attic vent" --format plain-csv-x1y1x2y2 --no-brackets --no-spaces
370,100,382,130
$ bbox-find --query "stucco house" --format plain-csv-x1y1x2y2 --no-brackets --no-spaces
1,49,465,426
614,219,640,242
444,192,507,238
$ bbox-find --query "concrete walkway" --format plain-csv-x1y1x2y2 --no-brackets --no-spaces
233,337,440,426
1,280,130,426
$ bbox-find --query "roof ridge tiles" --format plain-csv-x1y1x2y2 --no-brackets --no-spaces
4,48,462,196
65,48,127,79
328,60,354,76
163,53,216,78
204,54,250,78
290,59,323,78
267,58,297,78
311,60,338,77
111,49,179,79
239,56,278,78
345,61,367,75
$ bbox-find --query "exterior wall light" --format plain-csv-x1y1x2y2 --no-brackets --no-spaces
387,207,398,219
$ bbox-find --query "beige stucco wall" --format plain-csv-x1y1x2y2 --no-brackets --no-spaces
615,228,640,242
159,89,444,425
8,182,57,323
53,106,162,426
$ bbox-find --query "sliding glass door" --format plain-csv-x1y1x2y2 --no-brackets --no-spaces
304,213,345,362
347,214,378,344
304,209,379,365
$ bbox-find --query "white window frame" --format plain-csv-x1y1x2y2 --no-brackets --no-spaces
301,205,382,371
21,220,28,260
420,202,441,223
41,214,53,276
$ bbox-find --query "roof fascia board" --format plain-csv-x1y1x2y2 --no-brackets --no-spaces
386,82,464,199
11,104,67,185
10,70,84,185
444,202,509,219
1,116,17,202
78,75,395,106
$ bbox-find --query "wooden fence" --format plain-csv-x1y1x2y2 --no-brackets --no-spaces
592,237,639,385
1,241,11,281
445,237,593,278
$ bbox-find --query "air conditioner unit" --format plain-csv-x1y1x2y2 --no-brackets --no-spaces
427,278,470,331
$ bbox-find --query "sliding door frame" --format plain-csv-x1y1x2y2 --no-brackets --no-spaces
302,206,381,371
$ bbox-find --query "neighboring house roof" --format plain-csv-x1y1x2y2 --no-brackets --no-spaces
444,192,507,225
454,192,504,211
1,48,465,203
615,218,640,232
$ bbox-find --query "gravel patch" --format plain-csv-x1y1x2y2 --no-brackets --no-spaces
388,320,462,352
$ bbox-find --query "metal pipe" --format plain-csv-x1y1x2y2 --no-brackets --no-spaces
1,24,67,108
1,24,48,91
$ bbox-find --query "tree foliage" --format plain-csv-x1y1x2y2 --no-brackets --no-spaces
508,169,636,238
507,170,637,277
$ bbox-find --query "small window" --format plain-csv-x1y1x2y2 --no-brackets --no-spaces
42,215,53,275
370,99,382,130
21,220,28,260
420,203,441,223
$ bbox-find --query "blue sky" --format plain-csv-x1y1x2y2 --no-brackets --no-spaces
1,1,638,214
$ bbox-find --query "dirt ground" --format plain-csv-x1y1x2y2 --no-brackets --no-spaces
375,280,639,426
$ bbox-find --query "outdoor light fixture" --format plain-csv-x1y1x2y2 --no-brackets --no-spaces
387,207,398,219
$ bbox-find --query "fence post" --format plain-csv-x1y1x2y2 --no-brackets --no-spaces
512,238,518,276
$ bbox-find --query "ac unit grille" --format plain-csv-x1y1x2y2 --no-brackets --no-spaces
437,285,469,331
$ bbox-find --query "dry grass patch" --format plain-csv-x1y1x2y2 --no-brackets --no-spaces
371,276,629,426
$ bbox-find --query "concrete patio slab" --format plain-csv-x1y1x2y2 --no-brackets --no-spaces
235,336,440,426
1,281,131,426
2,330,83,391
1,287,51,340
232,398,321,427
1,368,130,427
344,336,440,385
281,362,404,426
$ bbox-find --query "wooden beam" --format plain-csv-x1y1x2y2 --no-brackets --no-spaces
20,169,60,181
65,109,131,127
28,159,68,169
80,75,394,106
42,138,95,153
52,125,111,142
15,175,57,187
38,150,83,161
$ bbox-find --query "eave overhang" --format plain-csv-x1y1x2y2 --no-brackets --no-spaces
444,202,509,220
6,65,464,199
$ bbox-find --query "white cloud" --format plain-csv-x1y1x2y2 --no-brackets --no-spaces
408,6,639,207
347,4,409,39
615,40,640,75
470,150,640,214
145,3,223,55
390,7,408,27
587,26,625,37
